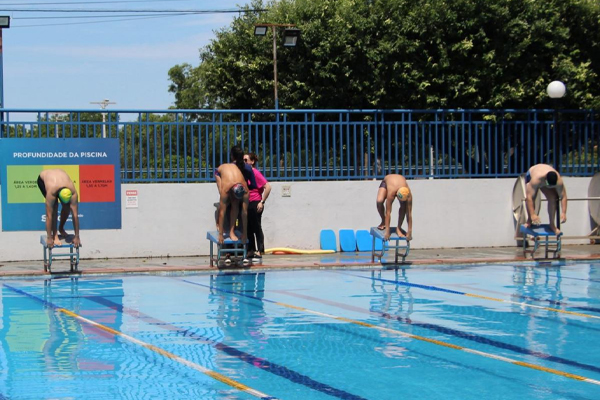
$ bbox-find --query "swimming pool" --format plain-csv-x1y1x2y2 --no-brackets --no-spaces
1,262,599,399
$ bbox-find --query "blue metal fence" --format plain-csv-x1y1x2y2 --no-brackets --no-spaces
1,109,598,182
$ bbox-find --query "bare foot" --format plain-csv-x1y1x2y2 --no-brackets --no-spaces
377,222,385,230
53,236,62,247
229,231,239,241
550,225,561,235
59,229,68,238
396,227,406,238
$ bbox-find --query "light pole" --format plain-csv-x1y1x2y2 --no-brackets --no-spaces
547,80,566,230
254,24,300,109
51,112,69,138
0,16,10,137
90,99,116,138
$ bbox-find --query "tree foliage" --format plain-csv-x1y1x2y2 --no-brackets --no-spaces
168,0,600,110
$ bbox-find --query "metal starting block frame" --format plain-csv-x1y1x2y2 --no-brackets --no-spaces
40,235,80,273
207,230,248,268
520,224,562,259
370,227,411,264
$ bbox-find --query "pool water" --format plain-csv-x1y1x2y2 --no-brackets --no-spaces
1,262,600,399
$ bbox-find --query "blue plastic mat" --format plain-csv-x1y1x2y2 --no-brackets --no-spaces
339,229,357,252
320,229,337,251
355,230,372,251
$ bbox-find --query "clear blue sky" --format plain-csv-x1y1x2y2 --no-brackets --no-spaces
1,0,249,111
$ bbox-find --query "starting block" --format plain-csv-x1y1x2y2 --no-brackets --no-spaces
370,227,410,264
519,224,562,259
40,235,80,273
207,231,248,268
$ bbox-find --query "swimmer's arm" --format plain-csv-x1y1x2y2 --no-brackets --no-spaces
406,199,413,240
71,199,81,247
559,185,567,222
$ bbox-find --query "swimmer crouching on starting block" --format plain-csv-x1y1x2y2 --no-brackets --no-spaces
214,146,257,244
37,168,81,249
376,174,413,241
524,164,567,235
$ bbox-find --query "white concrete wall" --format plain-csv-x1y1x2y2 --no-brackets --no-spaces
0,177,594,261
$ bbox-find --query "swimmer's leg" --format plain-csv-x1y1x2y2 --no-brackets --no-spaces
228,199,240,241
376,186,387,229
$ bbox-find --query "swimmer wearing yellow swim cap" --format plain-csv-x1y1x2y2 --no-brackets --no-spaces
376,174,413,241
58,188,73,204
37,169,81,249
396,186,411,201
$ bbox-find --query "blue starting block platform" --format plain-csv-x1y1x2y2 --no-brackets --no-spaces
207,231,248,268
519,224,562,259
40,235,80,273
369,227,410,264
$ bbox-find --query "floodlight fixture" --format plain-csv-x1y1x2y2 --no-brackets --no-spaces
0,16,9,29
283,28,301,47
254,25,268,36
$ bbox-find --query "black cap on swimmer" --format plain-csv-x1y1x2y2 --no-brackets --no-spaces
232,183,245,199
546,171,558,186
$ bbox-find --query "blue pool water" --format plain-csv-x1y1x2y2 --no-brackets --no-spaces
1,262,600,399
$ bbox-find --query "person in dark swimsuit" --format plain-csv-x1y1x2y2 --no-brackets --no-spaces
214,146,257,245
376,174,413,241
37,169,81,249
524,164,567,234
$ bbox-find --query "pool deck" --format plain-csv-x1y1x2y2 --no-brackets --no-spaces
2,243,600,277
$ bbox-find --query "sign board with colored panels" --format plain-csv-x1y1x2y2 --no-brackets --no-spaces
0,138,122,231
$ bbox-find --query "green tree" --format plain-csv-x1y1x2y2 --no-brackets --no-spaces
169,0,600,110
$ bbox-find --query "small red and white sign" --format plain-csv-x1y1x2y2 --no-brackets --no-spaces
126,190,138,208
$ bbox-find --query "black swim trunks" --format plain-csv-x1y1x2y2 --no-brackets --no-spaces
37,175,46,197
379,180,387,189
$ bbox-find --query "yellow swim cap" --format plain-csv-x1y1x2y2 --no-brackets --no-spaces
58,188,72,204
397,187,410,200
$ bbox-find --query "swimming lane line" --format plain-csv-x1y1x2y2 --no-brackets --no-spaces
182,279,600,386
87,295,369,400
344,272,600,320
3,284,278,400
271,289,600,374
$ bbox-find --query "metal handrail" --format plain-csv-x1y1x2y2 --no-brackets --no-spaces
1,108,598,182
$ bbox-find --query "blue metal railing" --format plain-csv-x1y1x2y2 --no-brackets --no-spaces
0,109,598,182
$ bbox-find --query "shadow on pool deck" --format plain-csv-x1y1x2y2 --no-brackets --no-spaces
1,244,600,277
